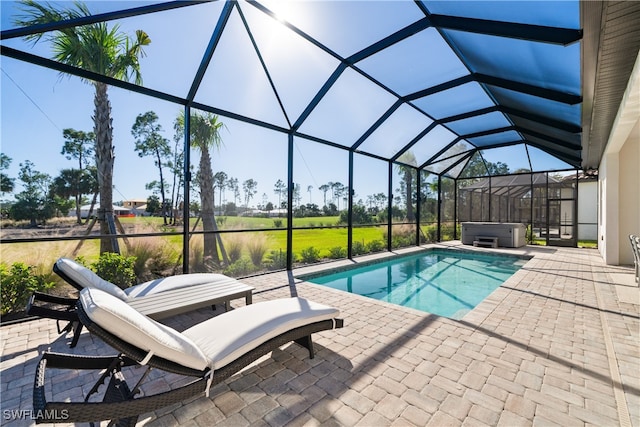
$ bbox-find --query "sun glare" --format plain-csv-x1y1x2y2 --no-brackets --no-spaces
257,0,303,25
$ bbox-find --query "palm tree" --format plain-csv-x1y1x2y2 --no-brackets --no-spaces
15,1,150,253
395,152,418,221
177,111,226,267
274,179,286,209
307,185,313,204
213,171,228,213
331,182,344,210
227,177,239,207
242,179,258,208
318,184,330,207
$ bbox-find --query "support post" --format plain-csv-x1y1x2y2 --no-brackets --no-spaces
453,179,458,240
287,133,294,270
416,169,421,246
387,162,393,251
437,175,442,242
182,106,191,274
347,151,354,259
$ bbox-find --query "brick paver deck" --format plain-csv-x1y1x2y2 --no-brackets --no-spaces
1,243,638,426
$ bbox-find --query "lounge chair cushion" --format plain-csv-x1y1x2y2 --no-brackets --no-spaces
57,258,129,301
57,258,241,302
124,273,240,299
182,297,340,370
79,288,209,371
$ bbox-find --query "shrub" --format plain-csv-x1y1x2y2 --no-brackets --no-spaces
440,222,457,241
91,252,137,289
328,246,347,259
273,219,283,228
391,236,412,249
126,238,178,281
126,241,155,279
223,236,244,263
526,225,534,244
352,241,366,256
366,239,385,253
1,262,56,315
383,225,416,249
265,249,287,270
300,246,321,264
189,240,206,272
223,258,255,277
247,234,268,266
421,225,437,243
147,245,179,277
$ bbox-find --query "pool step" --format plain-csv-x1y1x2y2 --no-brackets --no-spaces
473,236,499,248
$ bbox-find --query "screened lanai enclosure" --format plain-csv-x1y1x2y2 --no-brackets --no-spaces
457,170,583,246
1,0,601,276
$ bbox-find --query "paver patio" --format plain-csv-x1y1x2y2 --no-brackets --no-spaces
1,243,638,426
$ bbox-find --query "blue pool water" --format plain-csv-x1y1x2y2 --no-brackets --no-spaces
303,250,528,319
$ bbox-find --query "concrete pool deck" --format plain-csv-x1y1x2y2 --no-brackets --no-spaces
1,243,638,426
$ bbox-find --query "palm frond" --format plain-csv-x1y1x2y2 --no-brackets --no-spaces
14,1,149,85
14,0,91,44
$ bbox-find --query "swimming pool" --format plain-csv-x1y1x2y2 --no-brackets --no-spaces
301,249,528,319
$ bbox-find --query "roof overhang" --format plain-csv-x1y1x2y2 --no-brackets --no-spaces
581,1,640,170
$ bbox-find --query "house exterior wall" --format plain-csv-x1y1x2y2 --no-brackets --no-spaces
617,120,640,264
600,153,619,264
123,199,147,209
599,53,640,266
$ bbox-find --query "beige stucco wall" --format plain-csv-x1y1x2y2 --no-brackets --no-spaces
599,52,640,266
617,120,640,265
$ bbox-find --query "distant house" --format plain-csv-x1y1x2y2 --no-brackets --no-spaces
71,204,132,219
241,208,287,217
131,204,150,216
122,199,149,216
122,199,147,210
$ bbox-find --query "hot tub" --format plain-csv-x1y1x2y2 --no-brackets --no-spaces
461,222,527,248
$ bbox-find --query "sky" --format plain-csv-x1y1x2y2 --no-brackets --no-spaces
0,0,578,209
0,0,397,207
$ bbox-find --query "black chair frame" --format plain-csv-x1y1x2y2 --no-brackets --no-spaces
33,300,344,425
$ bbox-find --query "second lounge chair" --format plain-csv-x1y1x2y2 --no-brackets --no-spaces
27,258,254,347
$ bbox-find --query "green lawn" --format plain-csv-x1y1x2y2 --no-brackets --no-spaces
215,218,386,257
120,215,388,258
209,215,340,229
3,216,392,283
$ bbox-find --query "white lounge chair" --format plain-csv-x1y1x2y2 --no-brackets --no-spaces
53,257,254,305
33,288,344,425
27,258,254,347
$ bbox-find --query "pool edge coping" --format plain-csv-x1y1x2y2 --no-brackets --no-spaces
294,245,533,282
